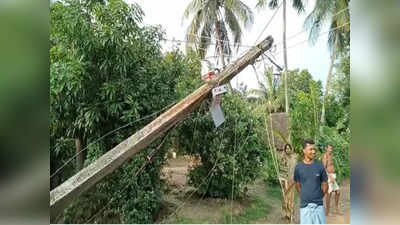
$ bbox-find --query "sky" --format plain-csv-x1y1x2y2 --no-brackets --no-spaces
126,0,332,90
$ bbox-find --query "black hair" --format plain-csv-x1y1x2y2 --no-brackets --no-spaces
302,138,315,149
284,143,292,150
325,143,333,148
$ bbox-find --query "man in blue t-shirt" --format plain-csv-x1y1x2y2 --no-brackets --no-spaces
294,139,328,224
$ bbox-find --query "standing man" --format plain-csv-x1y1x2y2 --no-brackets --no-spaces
294,139,328,224
322,144,340,216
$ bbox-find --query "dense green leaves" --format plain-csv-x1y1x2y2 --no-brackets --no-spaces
176,93,268,198
290,81,322,153
50,0,202,223
316,126,350,184
288,55,349,182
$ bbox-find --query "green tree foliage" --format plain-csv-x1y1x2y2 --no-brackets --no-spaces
175,93,268,198
248,67,284,113
256,0,307,113
333,51,350,108
314,52,350,181
322,50,350,131
288,66,350,184
172,49,204,99
324,95,344,127
252,69,323,115
287,69,322,100
316,126,350,183
281,69,323,152
304,0,350,125
290,82,323,153
50,0,201,223
304,0,350,52
329,51,350,133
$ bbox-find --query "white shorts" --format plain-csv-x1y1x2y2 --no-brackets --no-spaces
328,173,340,193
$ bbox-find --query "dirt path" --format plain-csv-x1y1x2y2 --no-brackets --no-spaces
159,156,350,224
158,156,283,224
325,179,350,224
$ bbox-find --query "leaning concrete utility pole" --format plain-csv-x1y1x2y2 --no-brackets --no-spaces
50,36,274,218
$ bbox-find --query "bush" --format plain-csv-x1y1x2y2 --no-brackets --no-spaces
175,93,268,198
63,138,169,224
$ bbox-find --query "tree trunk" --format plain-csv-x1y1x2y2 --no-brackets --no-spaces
215,21,233,90
75,137,84,171
283,0,289,113
320,38,338,125
215,21,226,68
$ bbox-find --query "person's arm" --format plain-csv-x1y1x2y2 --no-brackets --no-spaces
294,164,300,193
296,182,301,193
321,163,329,195
322,153,328,169
322,181,328,196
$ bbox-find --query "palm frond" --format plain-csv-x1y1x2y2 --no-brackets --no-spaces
255,0,268,10
292,0,306,13
268,0,279,9
225,0,254,29
303,0,334,46
224,6,242,50
206,0,219,22
183,0,203,20
220,22,232,57
336,0,350,32
198,21,213,59
183,0,254,63
264,67,274,97
213,20,232,62
185,9,205,53
248,88,266,97
327,21,337,52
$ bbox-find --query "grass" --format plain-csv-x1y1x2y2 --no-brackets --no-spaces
222,197,270,224
174,216,212,224
221,183,282,224
266,183,282,200
166,180,284,224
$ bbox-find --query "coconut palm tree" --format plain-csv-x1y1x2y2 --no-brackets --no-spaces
256,0,307,113
304,0,350,125
248,67,284,113
183,0,254,68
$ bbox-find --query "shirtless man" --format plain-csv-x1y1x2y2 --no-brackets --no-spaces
322,144,340,215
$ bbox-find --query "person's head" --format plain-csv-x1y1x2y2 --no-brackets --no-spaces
283,143,292,154
326,144,333,153
302,138,316,160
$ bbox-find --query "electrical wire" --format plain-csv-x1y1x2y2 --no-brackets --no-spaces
50,100,177,179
